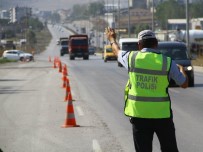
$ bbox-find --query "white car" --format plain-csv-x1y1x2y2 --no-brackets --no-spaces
2,50,33,61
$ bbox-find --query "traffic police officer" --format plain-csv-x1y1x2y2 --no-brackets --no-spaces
105,28,188,152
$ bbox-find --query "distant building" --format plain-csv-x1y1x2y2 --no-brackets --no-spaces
104,3,120,12
146,0,198,8
119,8,152,28
167,19,186,30
132,0,147,8
9,6,32,23
104,13,115,28
104,0,134,12
167,18,203,31
0,10,9,19
191,18,203,30
58,9,71,21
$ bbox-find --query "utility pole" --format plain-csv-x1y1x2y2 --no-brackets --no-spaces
112,0,115,28
113,0,114,12
186,0,190,55
118,0,120,39
152,0,154,31
88,0,91,33
106,0,109,27
128,0,131,38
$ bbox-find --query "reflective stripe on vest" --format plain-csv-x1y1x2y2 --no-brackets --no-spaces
128,95,170,102
129,51,168,75
124,51,171,118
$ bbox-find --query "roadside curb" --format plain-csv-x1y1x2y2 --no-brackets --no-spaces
194,66,203,72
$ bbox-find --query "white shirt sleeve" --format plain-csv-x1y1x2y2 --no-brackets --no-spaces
169,60,187,85
118,51,130,70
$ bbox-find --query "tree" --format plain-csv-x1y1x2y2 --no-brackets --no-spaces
133,24,150,35
155,0,185,29
71,4,89,20
29,18,44,31
0,19,10,26
26,29,37,48
50,13,61,24
88,1,104,16
70,1,104,20
3,29,16,38
190,0,203,18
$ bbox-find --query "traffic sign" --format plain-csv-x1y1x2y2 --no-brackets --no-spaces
115,28,128,33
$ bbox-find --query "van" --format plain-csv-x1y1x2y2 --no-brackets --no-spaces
59,37,69,56
118,38,139,67
103,45,117,62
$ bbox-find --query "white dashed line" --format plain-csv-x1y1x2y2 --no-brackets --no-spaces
76,106,84,116
93,139,102,152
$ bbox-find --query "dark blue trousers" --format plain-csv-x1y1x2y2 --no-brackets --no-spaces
130,117,179,152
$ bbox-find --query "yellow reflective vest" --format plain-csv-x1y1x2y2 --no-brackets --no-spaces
124,51,172,118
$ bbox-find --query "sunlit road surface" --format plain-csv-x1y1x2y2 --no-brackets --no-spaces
0,24,203,152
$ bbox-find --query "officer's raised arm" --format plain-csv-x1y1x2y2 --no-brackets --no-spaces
105,27,120,56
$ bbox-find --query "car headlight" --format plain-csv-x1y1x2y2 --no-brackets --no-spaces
184,66,193,71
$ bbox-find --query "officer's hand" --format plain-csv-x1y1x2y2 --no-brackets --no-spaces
176,64,188,88
176,64,184,71
105,27,116,42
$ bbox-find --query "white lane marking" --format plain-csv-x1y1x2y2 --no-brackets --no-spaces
93,139,102,152
169,88,180,94
76,106,84,116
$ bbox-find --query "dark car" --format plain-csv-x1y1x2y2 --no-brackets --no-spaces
88,47,96,55
157,41,194,87
60,39,69,56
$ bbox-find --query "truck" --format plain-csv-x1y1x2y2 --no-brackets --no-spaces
173,30,203,55
1,40,16,50
68,34,89,60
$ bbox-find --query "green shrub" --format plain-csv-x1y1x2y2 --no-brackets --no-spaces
0,58,18,64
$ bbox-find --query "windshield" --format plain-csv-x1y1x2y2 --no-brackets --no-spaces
122,42,138,51
157,45,189,60
18,50,25,54
61,41,68,45
89,48,95,51
106,48,112,52
72,39,88,45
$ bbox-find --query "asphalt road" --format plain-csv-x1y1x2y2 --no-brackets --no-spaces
1,24,203,152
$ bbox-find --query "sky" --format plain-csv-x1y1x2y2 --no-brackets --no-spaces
0,0,128,11
0,0,98,11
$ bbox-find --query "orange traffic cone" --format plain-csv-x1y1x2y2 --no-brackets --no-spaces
58,61,62,73
53,58,56,68
55,57,59,68
64,78,71,101
64,78,74,101
57,57,60,67
62,75,67,88
62,65,67,76
61,100,79,128
67,91,73,101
